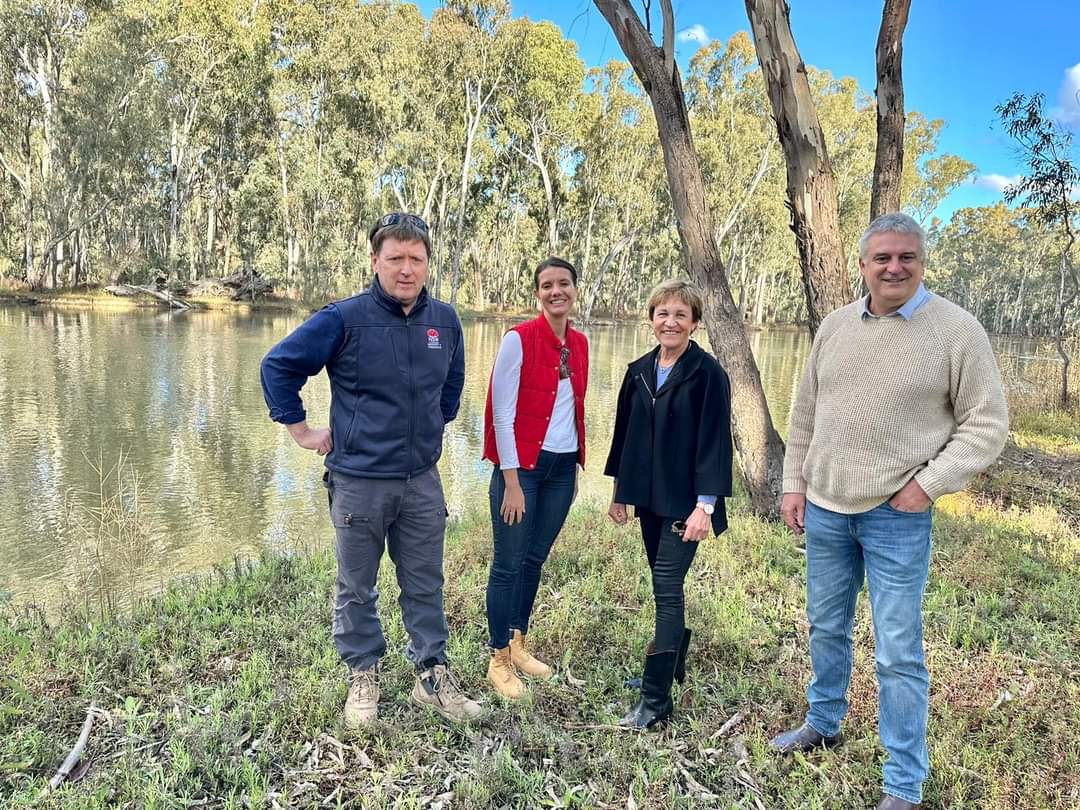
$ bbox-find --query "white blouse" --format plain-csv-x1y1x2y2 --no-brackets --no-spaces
491,330,583,469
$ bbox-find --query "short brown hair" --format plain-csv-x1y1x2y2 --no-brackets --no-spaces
368,212,432,258
647,279,703,322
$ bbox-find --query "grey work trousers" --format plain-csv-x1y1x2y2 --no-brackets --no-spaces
326,466,450,671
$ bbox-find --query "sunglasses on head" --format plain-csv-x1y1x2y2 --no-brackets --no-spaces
368,212,429,242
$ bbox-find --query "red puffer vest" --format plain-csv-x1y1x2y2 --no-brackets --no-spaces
482,315,588,470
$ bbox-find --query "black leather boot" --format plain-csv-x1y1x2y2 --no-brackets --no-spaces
625,630,692,689
619,649,678,730
673,628,692,685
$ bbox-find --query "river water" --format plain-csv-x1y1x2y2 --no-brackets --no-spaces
0,303,1062,611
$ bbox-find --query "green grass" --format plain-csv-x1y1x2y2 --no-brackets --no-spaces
3,435,1079,808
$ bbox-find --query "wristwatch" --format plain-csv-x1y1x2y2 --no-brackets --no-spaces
696,502,715,516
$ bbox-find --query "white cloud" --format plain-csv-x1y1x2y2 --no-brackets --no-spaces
1054,62,1080,127
677,24,709,47
974,173,1022,193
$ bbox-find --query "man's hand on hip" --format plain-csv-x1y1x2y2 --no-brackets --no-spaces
889,478,932,512
781,492,806,535
287,421,333,456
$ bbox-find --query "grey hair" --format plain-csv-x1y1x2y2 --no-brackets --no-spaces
858,212,927,261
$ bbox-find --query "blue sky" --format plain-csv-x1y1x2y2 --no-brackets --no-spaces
420,0,1080,222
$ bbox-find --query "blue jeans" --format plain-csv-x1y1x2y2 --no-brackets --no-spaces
486,451,578,649
803,499,932,805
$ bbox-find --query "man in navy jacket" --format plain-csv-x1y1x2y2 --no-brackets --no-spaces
260,213,481,728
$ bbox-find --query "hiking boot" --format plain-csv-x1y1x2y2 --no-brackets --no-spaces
509,629,553,679
488,646,527,699
412,663,484,723
343,666,379,730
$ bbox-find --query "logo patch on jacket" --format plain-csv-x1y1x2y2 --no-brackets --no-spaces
427,328,442,349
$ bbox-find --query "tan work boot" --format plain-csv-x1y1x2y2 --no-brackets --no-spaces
343,666,379,730
509,629,553,679
411,663,484,723
487,646,527,699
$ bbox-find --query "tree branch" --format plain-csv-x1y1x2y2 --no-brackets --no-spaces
660,0,675,81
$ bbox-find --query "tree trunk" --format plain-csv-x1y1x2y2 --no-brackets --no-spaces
870,0,911,221
451,77,494,306
531,120,559,254
594,0,786,519
168,120,181,281
744,0,853,335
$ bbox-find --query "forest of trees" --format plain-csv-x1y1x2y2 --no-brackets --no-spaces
0,0,1074,335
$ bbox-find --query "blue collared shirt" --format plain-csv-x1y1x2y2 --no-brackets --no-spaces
861,282,932,320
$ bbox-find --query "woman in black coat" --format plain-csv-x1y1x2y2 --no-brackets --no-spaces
605,279,733,729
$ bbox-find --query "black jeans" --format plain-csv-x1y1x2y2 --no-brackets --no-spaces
485,450,578,649
638,507,699,653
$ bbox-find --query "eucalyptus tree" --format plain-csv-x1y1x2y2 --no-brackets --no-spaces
498,18,585,255
430,0,510,305
685,32,789,321
593,0,787,518
572,61,667,320
0,0,90,287
870,0,911,220
996,92,1079,405
743,0,853,334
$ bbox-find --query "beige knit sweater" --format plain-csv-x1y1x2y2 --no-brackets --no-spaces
782,294,1009,514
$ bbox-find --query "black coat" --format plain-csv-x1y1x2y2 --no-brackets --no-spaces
604,340,733,534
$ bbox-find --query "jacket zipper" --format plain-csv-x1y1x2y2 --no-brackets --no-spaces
638,373,656,405
405,315,414,475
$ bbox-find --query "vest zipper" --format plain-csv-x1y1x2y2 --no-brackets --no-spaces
405,315,414,471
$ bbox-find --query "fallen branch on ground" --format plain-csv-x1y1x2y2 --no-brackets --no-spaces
45,705,98,792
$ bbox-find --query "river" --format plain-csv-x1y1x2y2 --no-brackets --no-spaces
0,303,1062,612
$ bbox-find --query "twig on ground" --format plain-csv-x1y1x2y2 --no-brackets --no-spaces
674,751,719,800
714,711,745,738
564,722,632,731
44,705,98,792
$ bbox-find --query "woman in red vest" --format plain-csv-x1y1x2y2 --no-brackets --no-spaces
481,257,588,700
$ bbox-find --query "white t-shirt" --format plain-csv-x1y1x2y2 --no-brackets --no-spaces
491,330,583,469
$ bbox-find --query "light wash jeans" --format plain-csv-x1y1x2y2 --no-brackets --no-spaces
803,498,932,805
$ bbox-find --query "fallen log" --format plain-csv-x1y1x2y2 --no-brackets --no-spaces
107,283,191,310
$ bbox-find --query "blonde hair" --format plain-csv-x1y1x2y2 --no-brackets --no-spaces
646,279,703,322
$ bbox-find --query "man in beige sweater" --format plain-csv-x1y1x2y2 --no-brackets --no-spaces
772,213,1009,810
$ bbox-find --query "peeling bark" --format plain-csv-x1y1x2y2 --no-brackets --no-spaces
744,0,853,335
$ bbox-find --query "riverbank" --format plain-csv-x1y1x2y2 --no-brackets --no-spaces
0,286,795,328
3,411,1079,808
0,287,304,314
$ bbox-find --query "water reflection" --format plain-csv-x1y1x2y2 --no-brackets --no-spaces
0,303,1068,612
